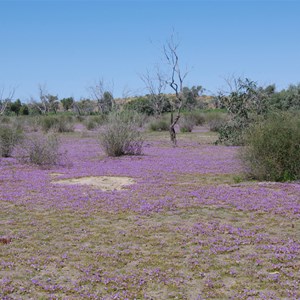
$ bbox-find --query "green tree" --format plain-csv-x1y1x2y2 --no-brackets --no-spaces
102,91,114,113
10,99,22,116
60,97,74,111
182,85,204,110
73,98,95,115
217,77,269,145
20,104,29,115
267,84,300,111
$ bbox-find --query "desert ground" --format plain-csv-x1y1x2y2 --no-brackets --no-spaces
0,127,299,299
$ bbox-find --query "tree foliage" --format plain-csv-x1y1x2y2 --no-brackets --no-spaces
217,77,270,145
267,83,300,111
182,85,204,110
60,97,74,111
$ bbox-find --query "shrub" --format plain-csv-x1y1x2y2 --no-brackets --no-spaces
40,115,74,133
99,114,143,157
76,115,85,122
114,110,148,128
123,96,155,115
188,111,206,126
205,111,229,132
0,116,11,124
85,118,98,130
241,112,300,182
179,115,196,133
18,133,64,167
148,118,169,131
0,125,23,157
27,116,41,132
84,115,108,130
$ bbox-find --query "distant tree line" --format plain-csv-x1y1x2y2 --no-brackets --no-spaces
1,81,300,119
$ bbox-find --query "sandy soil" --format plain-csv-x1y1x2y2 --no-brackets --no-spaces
53,176,135,191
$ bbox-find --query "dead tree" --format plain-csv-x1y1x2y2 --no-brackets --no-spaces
140,67,167,117
164,34,188,146
31,85,58,114
89,79,114,114
0,87,15,115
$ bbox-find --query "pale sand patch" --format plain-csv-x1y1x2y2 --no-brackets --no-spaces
50,173,64,177
53,176,135,191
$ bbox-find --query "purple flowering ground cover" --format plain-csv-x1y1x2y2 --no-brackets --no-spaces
0,129,299,299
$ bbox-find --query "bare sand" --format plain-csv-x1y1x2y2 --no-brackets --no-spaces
53,176,135,191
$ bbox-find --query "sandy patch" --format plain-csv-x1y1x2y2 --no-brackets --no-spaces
54,176,135,191
50,173,64,177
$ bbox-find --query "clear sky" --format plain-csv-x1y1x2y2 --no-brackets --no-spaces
1,0,299,101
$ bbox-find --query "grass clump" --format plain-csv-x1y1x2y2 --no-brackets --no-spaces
99,113,144,157
0,124,23,157
241,112,300,182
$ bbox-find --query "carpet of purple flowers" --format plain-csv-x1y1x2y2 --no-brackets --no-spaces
0,129,299,299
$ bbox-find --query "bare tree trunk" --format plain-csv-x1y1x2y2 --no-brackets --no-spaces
163,32,188,146
169,112,180,146
0,87,15,115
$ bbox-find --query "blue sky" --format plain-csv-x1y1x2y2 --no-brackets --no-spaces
1,0,299,101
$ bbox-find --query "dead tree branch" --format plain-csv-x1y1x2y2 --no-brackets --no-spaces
163,33,188,146
0,87,15,115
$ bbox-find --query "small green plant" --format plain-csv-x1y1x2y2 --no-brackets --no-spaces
233,175,243,184
241,112,300,182
0,125,23,157
99,113,143,157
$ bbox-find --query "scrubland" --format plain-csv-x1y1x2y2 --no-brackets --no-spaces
0,122,299,299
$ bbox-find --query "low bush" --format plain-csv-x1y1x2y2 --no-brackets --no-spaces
217,120,247,145
188,111,206,126
115,110,148,128
27,116,41,132
0,124,23,157
241,112,300,182
84,115,108,130
205,111,229,132
148,118,169,131
179,115,196,133
40,115,75,133
18,133,65,167
0,116,11,124
76,115,85,122
99,114,143,157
